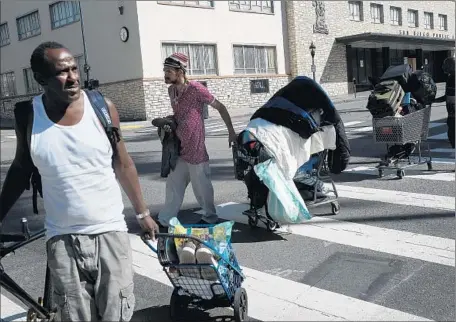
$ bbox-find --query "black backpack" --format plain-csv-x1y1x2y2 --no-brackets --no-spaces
26,89,121,214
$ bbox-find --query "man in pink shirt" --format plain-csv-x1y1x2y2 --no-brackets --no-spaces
157,53,237,227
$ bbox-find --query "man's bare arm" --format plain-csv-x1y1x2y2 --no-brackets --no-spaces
105,98,148,215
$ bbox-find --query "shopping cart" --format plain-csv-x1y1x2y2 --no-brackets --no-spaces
141,232,248,322
294,149,340,215
372,105,433,178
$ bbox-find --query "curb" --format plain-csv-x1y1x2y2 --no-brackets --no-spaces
120,124,148,130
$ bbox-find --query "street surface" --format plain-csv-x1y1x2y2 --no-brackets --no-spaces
0,94,454,321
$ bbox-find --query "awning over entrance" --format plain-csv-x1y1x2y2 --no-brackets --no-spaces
336,32,455,51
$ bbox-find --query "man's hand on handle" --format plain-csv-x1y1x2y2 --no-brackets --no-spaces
137,215,159,241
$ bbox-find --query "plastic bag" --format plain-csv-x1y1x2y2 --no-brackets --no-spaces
168,217,234,260
254,159,312,224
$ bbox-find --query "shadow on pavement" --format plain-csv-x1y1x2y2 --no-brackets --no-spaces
132,305,241,322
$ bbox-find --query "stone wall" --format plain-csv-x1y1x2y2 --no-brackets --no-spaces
285,1,455,96
141,75,291,120
0,75,290,123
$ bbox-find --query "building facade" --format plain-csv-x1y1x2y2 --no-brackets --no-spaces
1,1,455,122
285,1,455,95
0,0,288,121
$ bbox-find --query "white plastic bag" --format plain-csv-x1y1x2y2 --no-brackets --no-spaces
254,159,312,224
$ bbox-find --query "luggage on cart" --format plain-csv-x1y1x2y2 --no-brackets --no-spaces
407,70,437,106
366,80,405,118
379,64,413,90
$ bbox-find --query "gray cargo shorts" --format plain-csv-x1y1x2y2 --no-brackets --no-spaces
46,231,135,322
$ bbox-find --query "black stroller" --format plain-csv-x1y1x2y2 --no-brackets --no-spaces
233,76,349,231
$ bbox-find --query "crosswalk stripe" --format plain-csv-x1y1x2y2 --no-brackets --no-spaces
0,293,27,322
344,166,455,182
431,148,454,153
343,121,364,127
196,202,454,267
428,133,448,140
428,122,446,129
129,235,431,321
336,184,454,211
205,121,244,129
348,126,373,133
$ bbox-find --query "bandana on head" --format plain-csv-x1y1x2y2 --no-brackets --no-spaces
164,52,188,73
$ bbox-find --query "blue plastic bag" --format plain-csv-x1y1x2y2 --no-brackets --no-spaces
254,159,312,224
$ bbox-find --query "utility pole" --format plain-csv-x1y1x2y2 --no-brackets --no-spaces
78,1,91,88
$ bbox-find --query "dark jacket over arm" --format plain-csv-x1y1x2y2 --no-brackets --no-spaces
0,101,37,221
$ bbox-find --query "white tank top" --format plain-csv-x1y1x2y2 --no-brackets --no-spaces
30,92,127,240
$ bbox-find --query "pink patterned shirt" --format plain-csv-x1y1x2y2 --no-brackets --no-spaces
169,81,215,164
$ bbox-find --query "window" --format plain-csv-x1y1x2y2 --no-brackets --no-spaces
348,1,362,21
424,12,433,29
157,1,214,7
16,11,41,40
49,1,80,29
233,45,276,74
0,23,10,47
229,1,273,14
438,14,448,31
162,43,217,75
407,9,418,27
74,55,87,84
370,3,383,23
390,6,401,26
0,72,16,97
23,68,42,94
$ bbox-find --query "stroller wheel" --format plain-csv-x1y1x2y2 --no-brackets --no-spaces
331,202,340,215
248,216,259,228
266,220,278,232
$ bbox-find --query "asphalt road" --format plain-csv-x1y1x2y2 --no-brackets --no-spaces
0,97,454,322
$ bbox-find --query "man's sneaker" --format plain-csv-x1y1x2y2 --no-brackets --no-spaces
178,241,200,278
196,245,219,281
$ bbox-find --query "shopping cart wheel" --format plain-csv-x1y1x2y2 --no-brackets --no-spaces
427,161,433,171
378,169,384,178
266,220,278,232
397,170,405,179
233,287,248,322
248,216,259,228
169,289,187,321
331,202,340,215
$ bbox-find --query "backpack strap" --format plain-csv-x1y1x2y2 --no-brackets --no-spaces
84,89,121,161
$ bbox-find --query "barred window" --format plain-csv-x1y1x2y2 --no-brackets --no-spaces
162,43,218,75
348,1,361,21
0,23,10,47
438,14,447,31
23,68,42,94
233,45,276,74
229,1,273,14
16,11,41,41
0,72,16,97
424,12,433,29
408,9,418,27
390,7,401,26
370,3,383,24
50,1,80,29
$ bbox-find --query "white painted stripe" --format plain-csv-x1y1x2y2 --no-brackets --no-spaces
0,294,27,322
432,158,455,164
428,122,446,129
197,202,454,267
428,133,448,140
336,184,454,211
431,148,455,153
209,124,247,133
129,235,431,321
344,121,363,127
344,166,455,182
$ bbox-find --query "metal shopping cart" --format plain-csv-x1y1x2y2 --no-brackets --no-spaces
372,105,433,179
141,232,248,322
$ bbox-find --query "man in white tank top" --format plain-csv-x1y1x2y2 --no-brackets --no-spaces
2,42,158,321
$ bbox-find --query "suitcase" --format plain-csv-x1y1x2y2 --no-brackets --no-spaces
366,80,405,118
380,64,413,91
